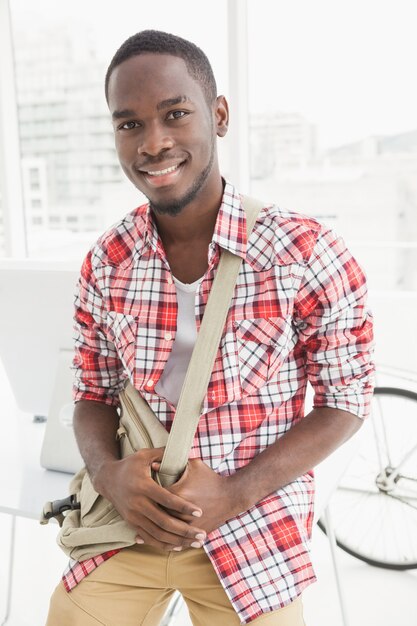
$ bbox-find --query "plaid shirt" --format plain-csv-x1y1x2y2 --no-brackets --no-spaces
64,182,374,624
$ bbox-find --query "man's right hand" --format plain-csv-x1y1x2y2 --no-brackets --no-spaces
94,447,207,552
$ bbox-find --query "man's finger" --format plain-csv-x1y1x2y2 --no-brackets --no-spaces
146,481,202,518
133,510,206,548
140,502,206,541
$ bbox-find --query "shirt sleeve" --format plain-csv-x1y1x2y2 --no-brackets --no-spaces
72,250,125,406
294,227,375,419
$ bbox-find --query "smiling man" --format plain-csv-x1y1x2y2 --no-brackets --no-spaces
46,30,374,626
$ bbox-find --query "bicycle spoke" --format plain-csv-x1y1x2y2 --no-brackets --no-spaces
398,474,417,483
386,492,417,511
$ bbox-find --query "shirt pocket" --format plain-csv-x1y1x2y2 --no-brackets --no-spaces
106,311,138,374
234,316,294,396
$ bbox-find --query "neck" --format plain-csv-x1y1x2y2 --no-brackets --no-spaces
152,178,224,246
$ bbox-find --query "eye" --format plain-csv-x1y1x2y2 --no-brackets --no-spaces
118,121,140,130
167,110,188,120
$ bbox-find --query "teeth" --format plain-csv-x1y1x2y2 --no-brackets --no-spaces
146,164,180,176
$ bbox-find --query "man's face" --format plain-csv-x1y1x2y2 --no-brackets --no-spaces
107,53,228,216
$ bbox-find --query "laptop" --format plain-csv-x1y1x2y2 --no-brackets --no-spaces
40,350,84,474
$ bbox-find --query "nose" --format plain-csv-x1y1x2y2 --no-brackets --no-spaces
138,121,174,157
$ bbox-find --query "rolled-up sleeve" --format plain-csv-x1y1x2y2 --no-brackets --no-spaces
294,228,375,419
72,251,125,406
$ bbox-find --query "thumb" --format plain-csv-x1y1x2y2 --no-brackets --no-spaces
148,447,165,462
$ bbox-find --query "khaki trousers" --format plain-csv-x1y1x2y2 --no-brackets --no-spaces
46,545,305,626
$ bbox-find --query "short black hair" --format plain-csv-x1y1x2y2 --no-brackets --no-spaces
105,30,217,104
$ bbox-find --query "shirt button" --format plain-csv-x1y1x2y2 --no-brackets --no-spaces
146,379,154,388
167,276,173,285
164,332,173,341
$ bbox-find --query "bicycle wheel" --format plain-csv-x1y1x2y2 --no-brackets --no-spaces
318,387,417,570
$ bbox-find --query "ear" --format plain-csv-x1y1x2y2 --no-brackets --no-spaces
214,95,229,138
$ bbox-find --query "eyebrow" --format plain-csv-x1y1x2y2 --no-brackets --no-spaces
156,95,191,111
112,96,192,120
112,109,136,120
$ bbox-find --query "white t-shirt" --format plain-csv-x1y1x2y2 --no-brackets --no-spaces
154,275,202,406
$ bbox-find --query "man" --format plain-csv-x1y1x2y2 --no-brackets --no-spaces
47,30,374,626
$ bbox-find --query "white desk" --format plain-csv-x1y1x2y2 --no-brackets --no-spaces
0,417,73,517
0,413,73,625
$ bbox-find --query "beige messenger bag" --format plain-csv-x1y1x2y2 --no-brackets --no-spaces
41,196,263,562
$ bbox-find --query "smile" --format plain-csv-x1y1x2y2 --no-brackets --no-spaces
145,164,181,176
139,161,185,188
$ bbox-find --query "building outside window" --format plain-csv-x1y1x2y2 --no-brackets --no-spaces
7,0,229,260
247,0,417,293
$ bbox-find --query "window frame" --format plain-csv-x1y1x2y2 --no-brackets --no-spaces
0,0,27,256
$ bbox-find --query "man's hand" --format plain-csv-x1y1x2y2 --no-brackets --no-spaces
95,448,208,551
153,459,243,538
73,401,208,551
140,406,363,548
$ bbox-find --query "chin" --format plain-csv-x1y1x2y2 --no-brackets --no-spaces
149,195,189,217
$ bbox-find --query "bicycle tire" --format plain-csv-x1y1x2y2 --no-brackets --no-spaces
318,386,417,570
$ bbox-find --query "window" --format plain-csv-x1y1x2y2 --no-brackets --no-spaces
29,167,39,183
8,0,228,261
247,0,417,292
5,2,417,286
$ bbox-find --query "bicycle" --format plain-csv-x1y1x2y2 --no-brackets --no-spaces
318,386,417,570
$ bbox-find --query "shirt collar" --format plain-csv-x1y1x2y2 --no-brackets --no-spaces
140,180,249,260
211,181,248,260
143,204,165,258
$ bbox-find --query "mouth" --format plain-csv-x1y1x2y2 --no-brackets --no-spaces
138,161,185,188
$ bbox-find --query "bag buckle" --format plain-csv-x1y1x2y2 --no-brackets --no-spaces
40,494,80,527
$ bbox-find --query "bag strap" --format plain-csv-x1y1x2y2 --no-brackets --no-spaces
157,195,264,486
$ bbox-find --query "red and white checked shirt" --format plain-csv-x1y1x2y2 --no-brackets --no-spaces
65,182,374,623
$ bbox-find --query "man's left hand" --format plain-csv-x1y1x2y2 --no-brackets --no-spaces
156,459,243,537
